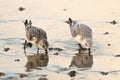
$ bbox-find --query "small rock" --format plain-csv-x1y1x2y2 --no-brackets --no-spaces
107,44,111,46
100,72,108,76
104,32,109,35
68,71,76,77
20,74,28,78
18,7,25,11
4,47,10,52
0,72,5,77
14,59,20,62
110,20,117,25
63,9,67,11
115,54,120,57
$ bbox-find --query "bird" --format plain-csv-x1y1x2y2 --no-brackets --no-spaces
23,20,49,55
66,18,93,54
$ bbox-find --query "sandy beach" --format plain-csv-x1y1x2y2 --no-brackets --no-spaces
0,0,120,80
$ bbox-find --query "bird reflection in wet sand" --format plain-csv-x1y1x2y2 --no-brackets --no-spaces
69,51,93,68
25,53,49,71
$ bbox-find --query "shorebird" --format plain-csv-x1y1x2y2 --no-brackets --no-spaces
23,20,49,55
66,18,93,54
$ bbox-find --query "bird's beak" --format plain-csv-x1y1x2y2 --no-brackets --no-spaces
64,20,69,24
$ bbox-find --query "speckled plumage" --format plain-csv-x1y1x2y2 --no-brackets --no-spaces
23,20,48,54
26,26,47,42
70,23,92,41
67,18,93,53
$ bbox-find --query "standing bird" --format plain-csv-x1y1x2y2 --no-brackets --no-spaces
23,20,49,55
66,18,93,54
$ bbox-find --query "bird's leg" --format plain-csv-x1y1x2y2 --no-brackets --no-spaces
37,48,39,55
78,49,82,55
78,44,83,55
45,49,48,56
88,48,91,55
23,40,27,55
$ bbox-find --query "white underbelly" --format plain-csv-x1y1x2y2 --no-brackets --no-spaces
30,40,43,49
27,37,42,48
30,40,37,46
74,35,82,44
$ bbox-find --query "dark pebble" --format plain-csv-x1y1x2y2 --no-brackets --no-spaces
115,54,120,57
18,7,25,11
104,32,109,35
68,71,76,77
110,20,117,25
63,9,67,11
100,72,108,76
107,44,111,46
14,59,20,62
4,47,10,52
